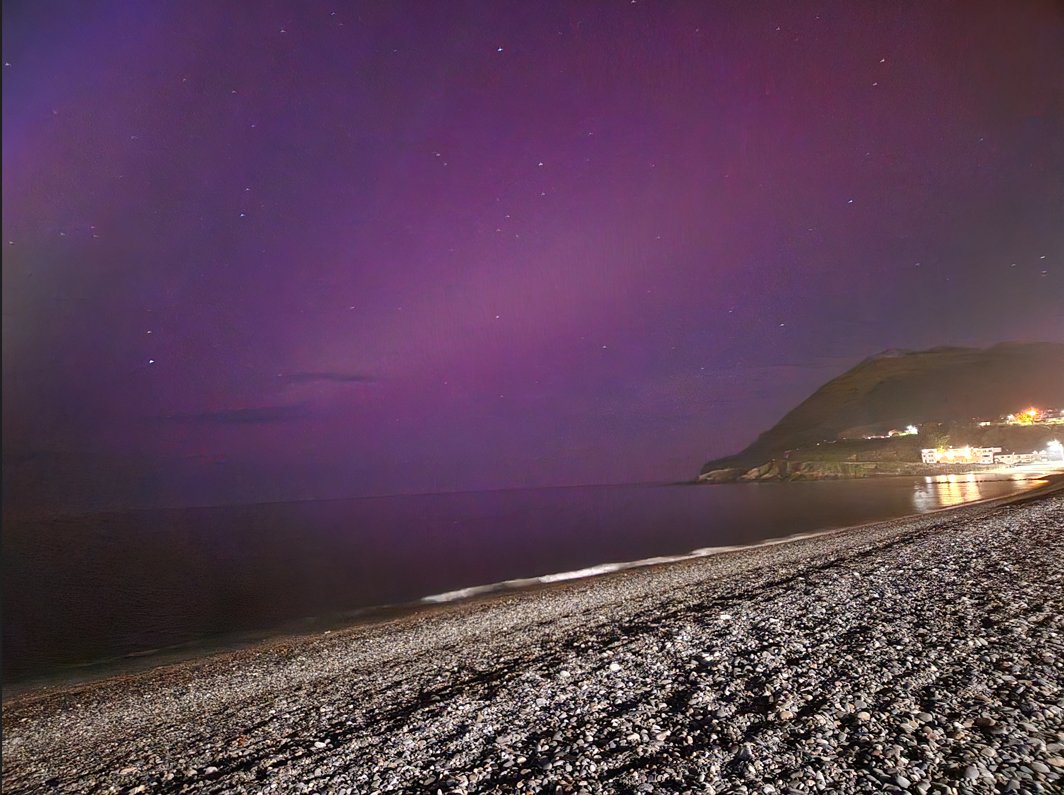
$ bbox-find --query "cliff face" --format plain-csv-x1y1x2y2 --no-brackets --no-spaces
700,342,1064,477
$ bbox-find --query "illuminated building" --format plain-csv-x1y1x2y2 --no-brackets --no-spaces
920,446,1000,465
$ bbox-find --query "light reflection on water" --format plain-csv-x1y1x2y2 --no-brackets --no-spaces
913,473,1046,511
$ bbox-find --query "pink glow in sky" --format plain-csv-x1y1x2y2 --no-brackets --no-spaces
3,1,1062,513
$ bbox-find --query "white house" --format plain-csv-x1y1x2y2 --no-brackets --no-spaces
994,451,1045,467
921,446,1001,465
973,446,1002,464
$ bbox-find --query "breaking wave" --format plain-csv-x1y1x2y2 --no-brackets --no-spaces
419,529,837,605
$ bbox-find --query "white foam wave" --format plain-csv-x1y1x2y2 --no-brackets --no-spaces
419,528,839,606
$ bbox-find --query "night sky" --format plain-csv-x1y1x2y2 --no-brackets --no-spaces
3,1,1062,515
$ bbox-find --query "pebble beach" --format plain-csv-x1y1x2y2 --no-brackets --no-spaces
3,484,1063,794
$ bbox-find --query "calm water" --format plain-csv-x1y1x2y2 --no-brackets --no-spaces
2,475,1044,684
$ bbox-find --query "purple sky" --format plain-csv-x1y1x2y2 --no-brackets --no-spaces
3,1,1062,514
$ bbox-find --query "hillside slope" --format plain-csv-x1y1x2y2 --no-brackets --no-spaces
701,342,1064,475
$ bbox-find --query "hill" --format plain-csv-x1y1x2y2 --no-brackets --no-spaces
700,342,1064,479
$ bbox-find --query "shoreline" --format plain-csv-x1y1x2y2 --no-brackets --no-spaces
4,473,1059,700
697,460,1064,484
4,482,1064,792
417,471,1061,605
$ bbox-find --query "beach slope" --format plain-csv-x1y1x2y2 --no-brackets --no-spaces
4,488,1063,794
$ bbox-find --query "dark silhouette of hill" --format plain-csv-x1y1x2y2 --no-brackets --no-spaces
702,342,1064,474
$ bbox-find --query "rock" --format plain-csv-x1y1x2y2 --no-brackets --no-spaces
1030,761,1050,774
964,766,979,780
739,462,782,481
609,662,621,673
856,711,871,722
698,468,744,484
1045,756,1064,769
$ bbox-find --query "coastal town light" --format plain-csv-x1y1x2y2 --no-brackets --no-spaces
1049,440,1064,461
1007,407,1047,426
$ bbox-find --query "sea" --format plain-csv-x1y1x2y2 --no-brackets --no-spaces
1,473,1046,687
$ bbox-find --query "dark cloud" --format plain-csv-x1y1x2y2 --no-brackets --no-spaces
155,405,310,425
278,372,376,385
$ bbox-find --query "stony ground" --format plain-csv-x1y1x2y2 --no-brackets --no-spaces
3,487,1063,795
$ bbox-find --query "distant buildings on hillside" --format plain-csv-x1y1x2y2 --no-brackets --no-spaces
860,407,1062,441
921,440,1064,467
917,405,1064,467
977,406,1064,427
920,446,1000,465
862,425,919,440
840,405,1064,468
